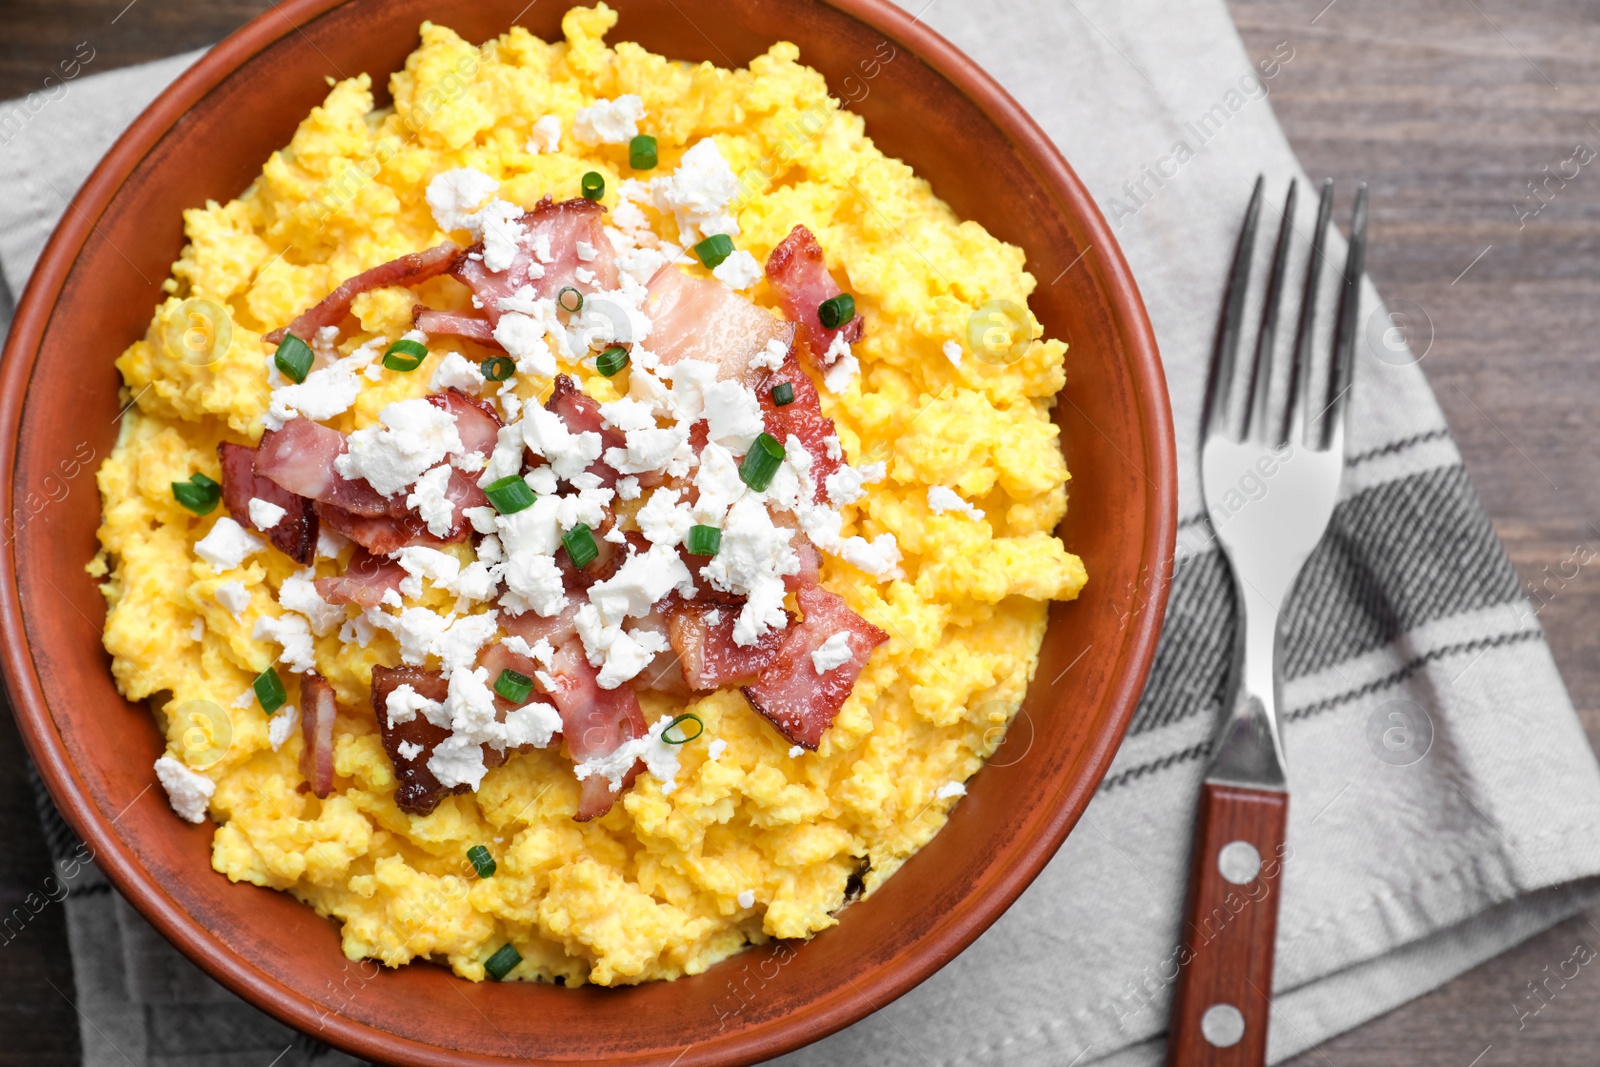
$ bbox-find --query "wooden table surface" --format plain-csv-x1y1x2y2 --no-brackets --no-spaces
2,0,1597,1063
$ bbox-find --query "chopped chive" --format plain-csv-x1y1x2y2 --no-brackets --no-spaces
253,667,287,714
482,475,536,515
480,355,515,382
466,844,497,878
693,233,735,269
274,333,314,383
381,338,428,372
172,474,221,516
770,381,795,407
662,713,704,746
557,287,583,313
493,668,534,704
685,525,721,557
595,345,629,377
629,134,658,170
580,171,605,201
484,943,521,981
818,293,855,330
738,432,785,492
563,523,598,568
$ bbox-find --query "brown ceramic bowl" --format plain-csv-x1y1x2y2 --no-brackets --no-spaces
0,0,1174,1063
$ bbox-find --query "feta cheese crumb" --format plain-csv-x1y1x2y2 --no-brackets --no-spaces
927,485,985,521
750,337,788,372
154,756,214,823
736,889,756,908
194,518,266,571
573,94,645,145
316,526,350,560
247,498,286,529
712,249,762,290
822,335,861,393
788,744,804,758
431,350,487,394
426,168,498,233
943,339,964,367
336,398,462,496
650,138,741,244
707,737,727,762
525,114,562,154
407,464,457,538
573,713,685,794
268,706,299,752
253,612,317,674
811,631,854,674
279,571,343,634
936,781,968,799
576,240,597,262
214,580,251,616
385,683,446,729
397,740,424,761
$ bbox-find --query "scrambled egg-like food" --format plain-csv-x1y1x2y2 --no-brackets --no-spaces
92,4,1085,984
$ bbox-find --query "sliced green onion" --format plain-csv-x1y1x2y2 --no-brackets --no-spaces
172,473,221,516
483,475,536,515
693,233,735,269
629,134,658,170
738,432,785,492
274,333,314,383
818,293,856,330
661,713,704,746
563,523,598,568
484,943,521,981
771,381,795,407
595,345,629,377
381,338,428,372
557,287,584,313
253,667,287,714
494,668,534,704
480,355,515,382
580,171,605,201
467,844,497,878
685,525,721,557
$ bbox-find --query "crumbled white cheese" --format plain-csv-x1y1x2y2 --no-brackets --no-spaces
426,168,498,233
336,398,463,497
385,683,446,729
503,635,555,669
650,138,741,244
214,580,251,617
822,336,861,393
712,249,762,290
703,496,799,645
576,240,597,262
394,545,461,592
268,706,299,752
247,498,286,529
503,701,563,749
396,740,424,761
592,624,670,690
750,337,789,372
154,756,214,824
525,114,562,154
838,532,903,579
811,631,854,674
736,888,755,908
927,485,985,521
691,443,748,525
616,245,669,285
263,339,381,431
573,713,684,794
339,613,376,648
824,435,843,461
573,94,645,145
476,423,528,489
588,542,695,624
604,422,691,476
407,464,457,538
190,619,206,642
520,403,602,479
316,526,350,560
194,518,266,571
788,745,804,758
431,350,487,394
936,781,968,799
432,612,501,673
616,476,641,501
500,552,568,617
636,488,697,547
253,612,317,674
707,737,727,762
701,379,765,452
279,571,343,635
942,340,964,367
824,464,879,507
476,200,527,273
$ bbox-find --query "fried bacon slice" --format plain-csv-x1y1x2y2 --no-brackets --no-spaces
545,637,649,821
449,196,617,329
643,263,796,380
263,241,461,345
370,665,461,816
313,546,405,608
666,602,788,691
299,673,338,798
751,349,844,499
217,442,318,563
742,586,888,749
764,224,864,361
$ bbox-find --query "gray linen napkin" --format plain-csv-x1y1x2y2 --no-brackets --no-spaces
6,2,1600,1064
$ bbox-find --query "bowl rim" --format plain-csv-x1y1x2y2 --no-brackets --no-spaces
0,0,1176,1063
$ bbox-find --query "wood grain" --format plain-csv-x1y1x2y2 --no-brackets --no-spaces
1167,783,1290,1067
1,0,1598,1063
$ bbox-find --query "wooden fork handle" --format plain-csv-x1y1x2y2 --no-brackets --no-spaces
1166,782,1290,1067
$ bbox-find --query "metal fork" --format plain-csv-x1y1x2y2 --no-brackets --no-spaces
1165,176,1367,1067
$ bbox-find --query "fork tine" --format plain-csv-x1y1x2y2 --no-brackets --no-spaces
1243,180,1297,440
1322,181,1368,450
1283,178,1334,445
1203,175,1264,442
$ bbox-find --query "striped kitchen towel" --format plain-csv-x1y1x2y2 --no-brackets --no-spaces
3,2,1599,1065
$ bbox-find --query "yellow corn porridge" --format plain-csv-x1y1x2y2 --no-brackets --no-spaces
90,3,1086,985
